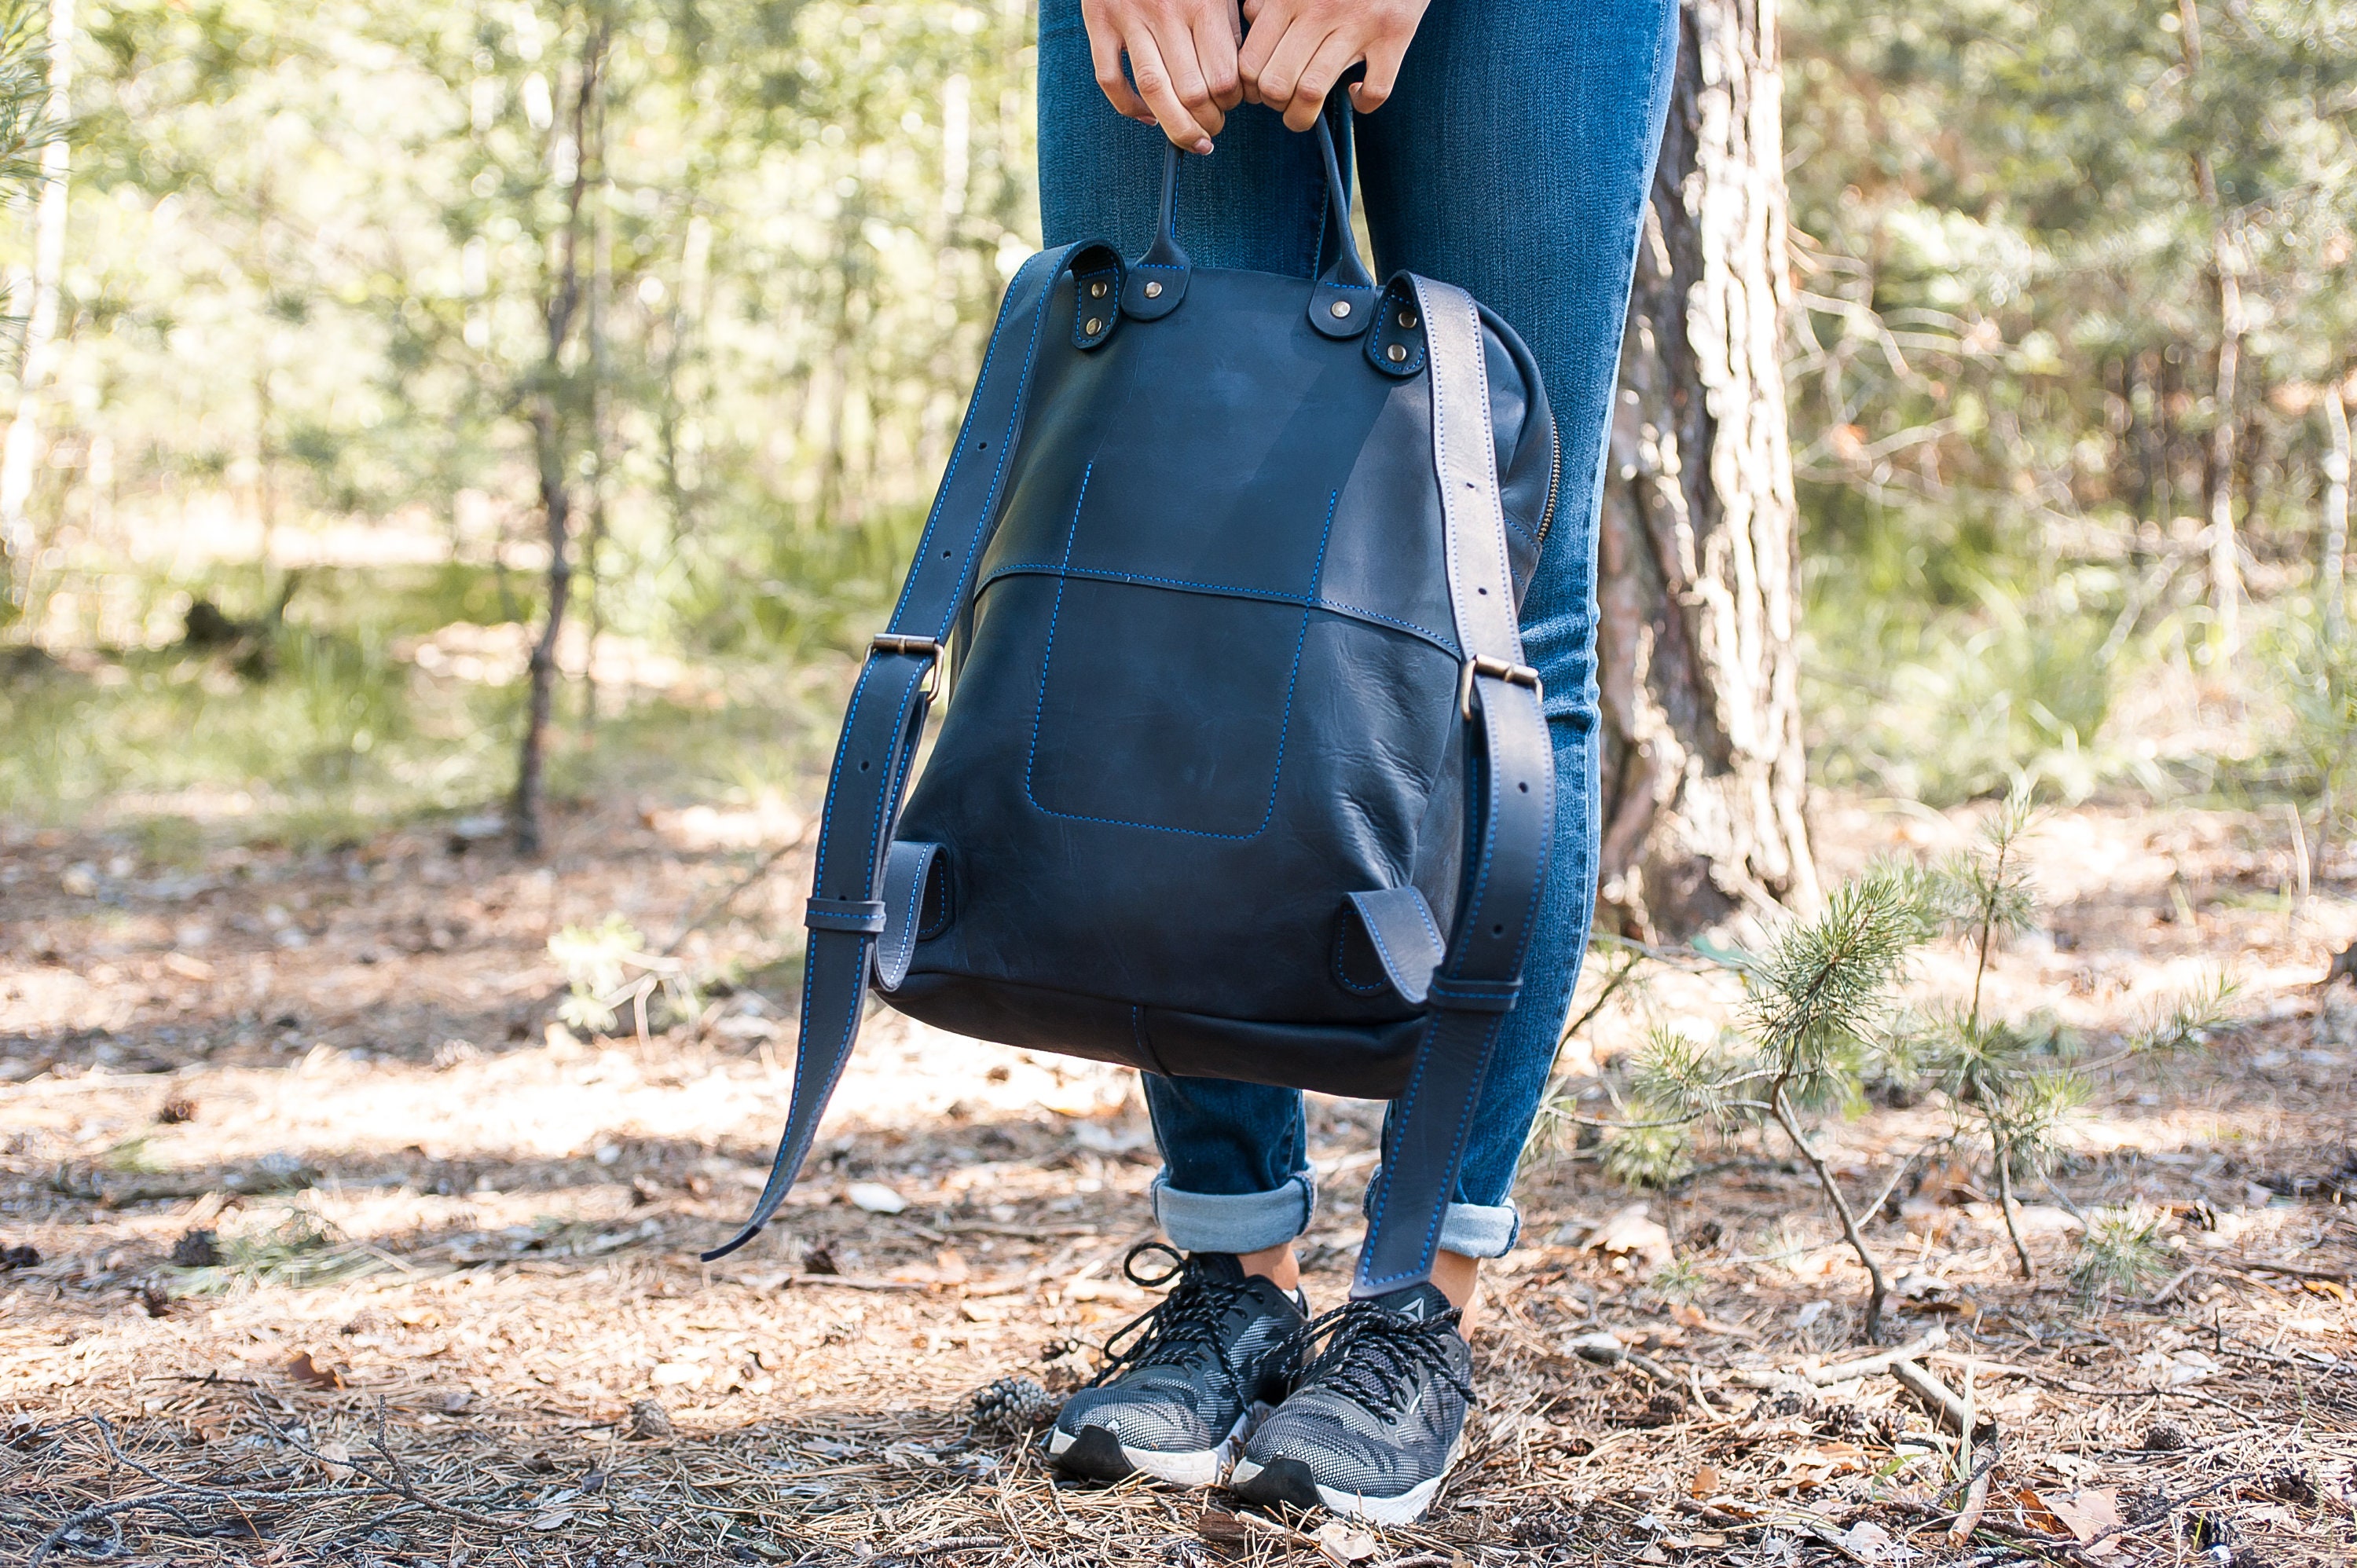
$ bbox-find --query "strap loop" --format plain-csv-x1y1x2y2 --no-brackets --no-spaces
805,898,887,934
1427,977,1523,1013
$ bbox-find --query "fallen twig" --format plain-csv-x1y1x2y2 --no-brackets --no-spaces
1947,1441,2000,1547
1805,1324,1950,1385
1892,1357,1985,1438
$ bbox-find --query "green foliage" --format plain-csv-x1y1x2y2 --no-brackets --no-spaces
1598,1101,1695,1190
1789,0,2357,804
1625,866,1934,1337
2071,1203,2176,1299
166,1206,384,1295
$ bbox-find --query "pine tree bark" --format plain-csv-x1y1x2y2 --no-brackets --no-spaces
1595,0,1819,940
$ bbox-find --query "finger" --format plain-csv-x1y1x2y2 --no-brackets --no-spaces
1193,6,1243,112
1283,31,1361,130
1149,16,1228,136
1124,30,1216,153
1234,1,1295,102
1348,36,1406,115
1087,19,1153,123
1251,14,1330,117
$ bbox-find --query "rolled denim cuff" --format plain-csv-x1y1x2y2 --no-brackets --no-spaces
1149,1171,1316,1255
1434,1200,1520,1260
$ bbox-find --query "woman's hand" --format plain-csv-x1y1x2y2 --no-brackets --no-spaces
1238,0,1429,130
1079,0,1246,155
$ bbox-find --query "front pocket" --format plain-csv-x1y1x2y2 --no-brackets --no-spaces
1026,578,1309,839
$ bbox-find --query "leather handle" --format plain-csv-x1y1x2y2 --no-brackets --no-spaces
1124,145,1191,321
1127,118,1373,337
1306,119,1376,339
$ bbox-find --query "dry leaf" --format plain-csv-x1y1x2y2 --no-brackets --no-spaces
1836,1519,1920,1563
314,1438,352,1482
1313,1520,1379,1563
1776,1441,1868,1491
1690,1464,1721,1497
284,1351,343,1390
530,1509,575,1530
933,1247,970,1283
1589,1203,1674,1269
2040,1487,2124,1557
1197,1509,1248,1548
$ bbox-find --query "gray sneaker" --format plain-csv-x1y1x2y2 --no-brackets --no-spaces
1047,1245,1307,1487
1227,1282,1472,1524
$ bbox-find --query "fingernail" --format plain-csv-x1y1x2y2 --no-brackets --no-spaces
1193,137,1213,154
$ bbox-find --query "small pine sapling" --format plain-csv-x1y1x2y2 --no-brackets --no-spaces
1635,866,1930,1340
1912,798,2074,1280
1914,800,2235,1281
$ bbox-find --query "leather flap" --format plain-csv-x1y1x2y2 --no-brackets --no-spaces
1365,274,1427,377
1072,250,1125,350
874,840,947,992
1345,887,1446,1006
1307,280,1374,339
1124,262,1188,320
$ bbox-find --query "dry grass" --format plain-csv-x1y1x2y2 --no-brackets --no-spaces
3,795,2355,1566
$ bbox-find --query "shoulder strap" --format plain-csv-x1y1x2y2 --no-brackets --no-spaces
702,239,1124,1261
1351,277,1556,1297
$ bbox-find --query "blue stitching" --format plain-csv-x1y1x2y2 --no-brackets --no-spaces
1332,914,1388,995
809,664,875,892
977,563,1457,654
1023,490,1337,842
929,255,1061,643
888,248,1050,629
1353,898,1426,1001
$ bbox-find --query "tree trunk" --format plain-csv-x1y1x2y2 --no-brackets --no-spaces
512,25,604,857
1595,0,1819,941
2325,380,2351,643
2179,0,2241,656
0,0,74,610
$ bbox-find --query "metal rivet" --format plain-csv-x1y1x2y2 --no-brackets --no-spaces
1329,299,1352,319
1089,280,1107,298
1144,280,1164,299
1386,343,1407,364
1085,317,1103,335
1398,311,1417,329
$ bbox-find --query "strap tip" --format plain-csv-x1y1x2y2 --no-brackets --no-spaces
699,1226,763,1264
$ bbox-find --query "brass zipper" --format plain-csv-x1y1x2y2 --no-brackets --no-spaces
1532,416,1563,547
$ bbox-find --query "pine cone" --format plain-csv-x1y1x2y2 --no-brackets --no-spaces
967,1375,1056,1434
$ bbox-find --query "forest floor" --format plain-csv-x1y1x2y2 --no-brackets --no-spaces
2,789,2353,1566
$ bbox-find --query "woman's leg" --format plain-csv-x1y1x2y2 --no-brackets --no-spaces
1354,0,1681,1271
1039,0,1346,1270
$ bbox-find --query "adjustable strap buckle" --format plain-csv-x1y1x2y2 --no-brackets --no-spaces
1457,654,1542,721
871,632,943,699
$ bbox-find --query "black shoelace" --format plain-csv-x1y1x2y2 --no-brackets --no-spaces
1085,1243,1255,1389
1288,1298,1474,1419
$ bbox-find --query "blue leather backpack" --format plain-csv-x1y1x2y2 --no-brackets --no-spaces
709,125,1558,1297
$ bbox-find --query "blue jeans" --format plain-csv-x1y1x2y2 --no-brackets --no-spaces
1037,0,1677,1261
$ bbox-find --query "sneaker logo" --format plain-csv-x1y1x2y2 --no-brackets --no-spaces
1395,1295,1428,1322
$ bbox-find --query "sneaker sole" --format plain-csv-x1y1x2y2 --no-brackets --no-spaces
1227,1436,1464,1526
1047,1403,1267,1489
